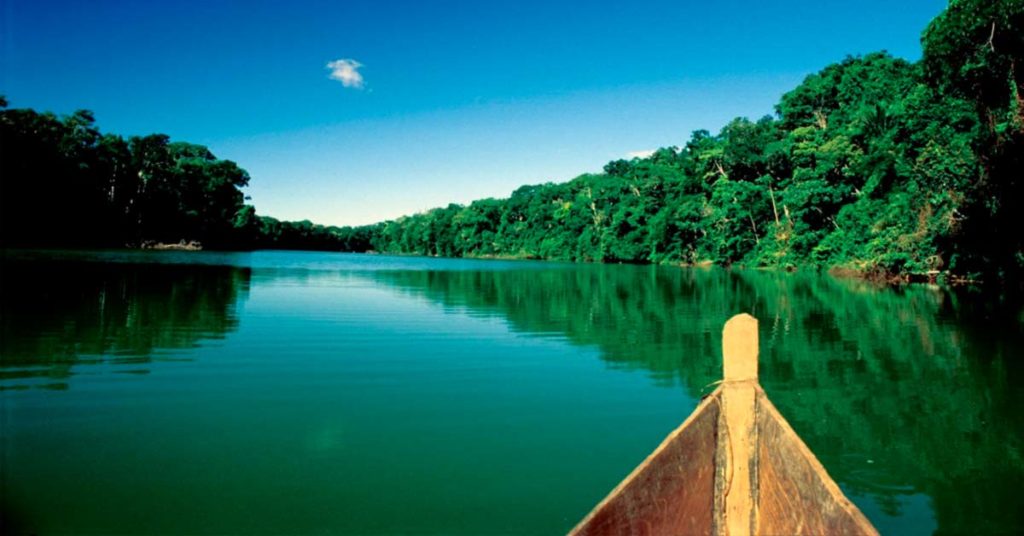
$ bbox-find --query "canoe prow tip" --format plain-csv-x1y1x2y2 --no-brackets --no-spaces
723,313,758,383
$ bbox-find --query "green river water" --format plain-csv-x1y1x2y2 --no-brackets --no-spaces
1,250,1021,534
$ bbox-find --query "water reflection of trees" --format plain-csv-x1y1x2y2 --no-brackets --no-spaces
370,266,1024,534
0,260,249,390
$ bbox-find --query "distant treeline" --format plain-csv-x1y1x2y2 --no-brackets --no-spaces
0,96,371,251
1,0,1021,282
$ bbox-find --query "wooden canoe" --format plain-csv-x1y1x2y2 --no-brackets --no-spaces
569,314,878,536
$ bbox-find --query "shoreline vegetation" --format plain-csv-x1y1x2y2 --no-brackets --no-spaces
377,250,971,286
1,0,1020,287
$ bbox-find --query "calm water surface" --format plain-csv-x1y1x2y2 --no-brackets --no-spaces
1,250,1022,534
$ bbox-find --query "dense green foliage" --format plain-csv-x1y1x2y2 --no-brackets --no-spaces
365,0,1023,283
1,0,1021,282
0,98,365,251
250,215,374,252
0,102,250,249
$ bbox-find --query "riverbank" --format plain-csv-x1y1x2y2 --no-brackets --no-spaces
139,240,203,251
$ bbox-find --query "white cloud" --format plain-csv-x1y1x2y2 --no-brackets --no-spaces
326,59,365,89
626,149,655,159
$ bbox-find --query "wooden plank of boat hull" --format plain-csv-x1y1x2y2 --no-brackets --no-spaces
714,313,760,536
755,390,878,536
569,393,720,536
568,314,878,535
714,381,758,535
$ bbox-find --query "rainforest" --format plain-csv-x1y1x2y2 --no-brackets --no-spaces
2,0,1021,284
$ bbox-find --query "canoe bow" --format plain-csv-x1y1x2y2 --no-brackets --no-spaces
569,314,878,536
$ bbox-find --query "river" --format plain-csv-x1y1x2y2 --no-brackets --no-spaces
1,250,1021,534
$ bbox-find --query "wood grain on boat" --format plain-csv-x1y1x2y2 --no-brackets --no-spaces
570,314,878,536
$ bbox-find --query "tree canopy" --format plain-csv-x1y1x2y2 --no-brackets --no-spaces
360,0,1024,284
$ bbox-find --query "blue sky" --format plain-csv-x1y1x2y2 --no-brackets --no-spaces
1,0,947,226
